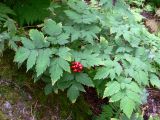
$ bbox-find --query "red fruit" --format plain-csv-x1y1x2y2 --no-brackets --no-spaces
71,66,76,69
71,61,83,73
79,66,83,69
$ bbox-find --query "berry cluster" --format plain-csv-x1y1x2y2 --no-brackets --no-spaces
71,62,83,73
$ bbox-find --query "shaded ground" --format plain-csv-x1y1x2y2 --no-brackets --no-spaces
0,78,70,120
0,79,34,120
142,88,160,120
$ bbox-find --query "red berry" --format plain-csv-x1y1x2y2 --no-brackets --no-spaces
71,61,83,73
71,66,76,68
79,66,83,69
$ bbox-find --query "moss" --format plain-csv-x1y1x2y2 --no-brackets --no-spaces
0,111,8,120
0,86,20,104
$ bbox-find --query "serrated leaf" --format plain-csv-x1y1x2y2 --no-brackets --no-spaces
64,25,100,43
57,81,72,90
14,47,30,64
63,73,74,81
57,47,71,61
73,82,85,92
75,73,94,87
4,18,17,35
85,54,104,67
21,37,35,49
43,19,62,36
126,82,142,94
103,81,120,98
120,97,135,118
49,59,63,85
8,40,18,51
110,91,125,102
94,67,110,80
133,70,149,85
63,26,80,41
81,26,101,44
56,33,69,45
65,8,97,24
109,69,116,80
73,52,104,67
150,74,160,89
67,84,80,103
36,49,52,76
29,29,48,48
58,58,71,73
126,90,141,104
115,62,123,76
65,10,82,24
27,50,38,71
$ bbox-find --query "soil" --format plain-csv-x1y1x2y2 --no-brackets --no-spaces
84,87,108,116
142,88,160,120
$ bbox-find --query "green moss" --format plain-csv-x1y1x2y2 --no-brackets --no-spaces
0,86,20,104
0,111,8,120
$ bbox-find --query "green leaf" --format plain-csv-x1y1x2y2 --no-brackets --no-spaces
56,33,69,45
126,82,142,93
75,73,94,87
4,18,17,35
14,47,30,64
64,25,100,44
21,37,35,49
126,90,141,104
44,84,53,95
58,58,71,73
57,47,72,61
27,50,38,71
94,60,122,80
57,81,72,90
43,19,62,36
150,74,160,89
36,49,52,76
49,59,63,85
8,40,18,51
115,62,123,76
133,70,149,85
63,73,74,81
73,82,86,92
110,91,125,102
94,67,110,79
109,69,116,80
63,26,80,42
65,10,97,24
72,52,104,67
85,54,104,67
120,97,135,118
64,10,82,24
103,81,121,98
29,29,48,48
67,84,80,103
49,57,71,85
